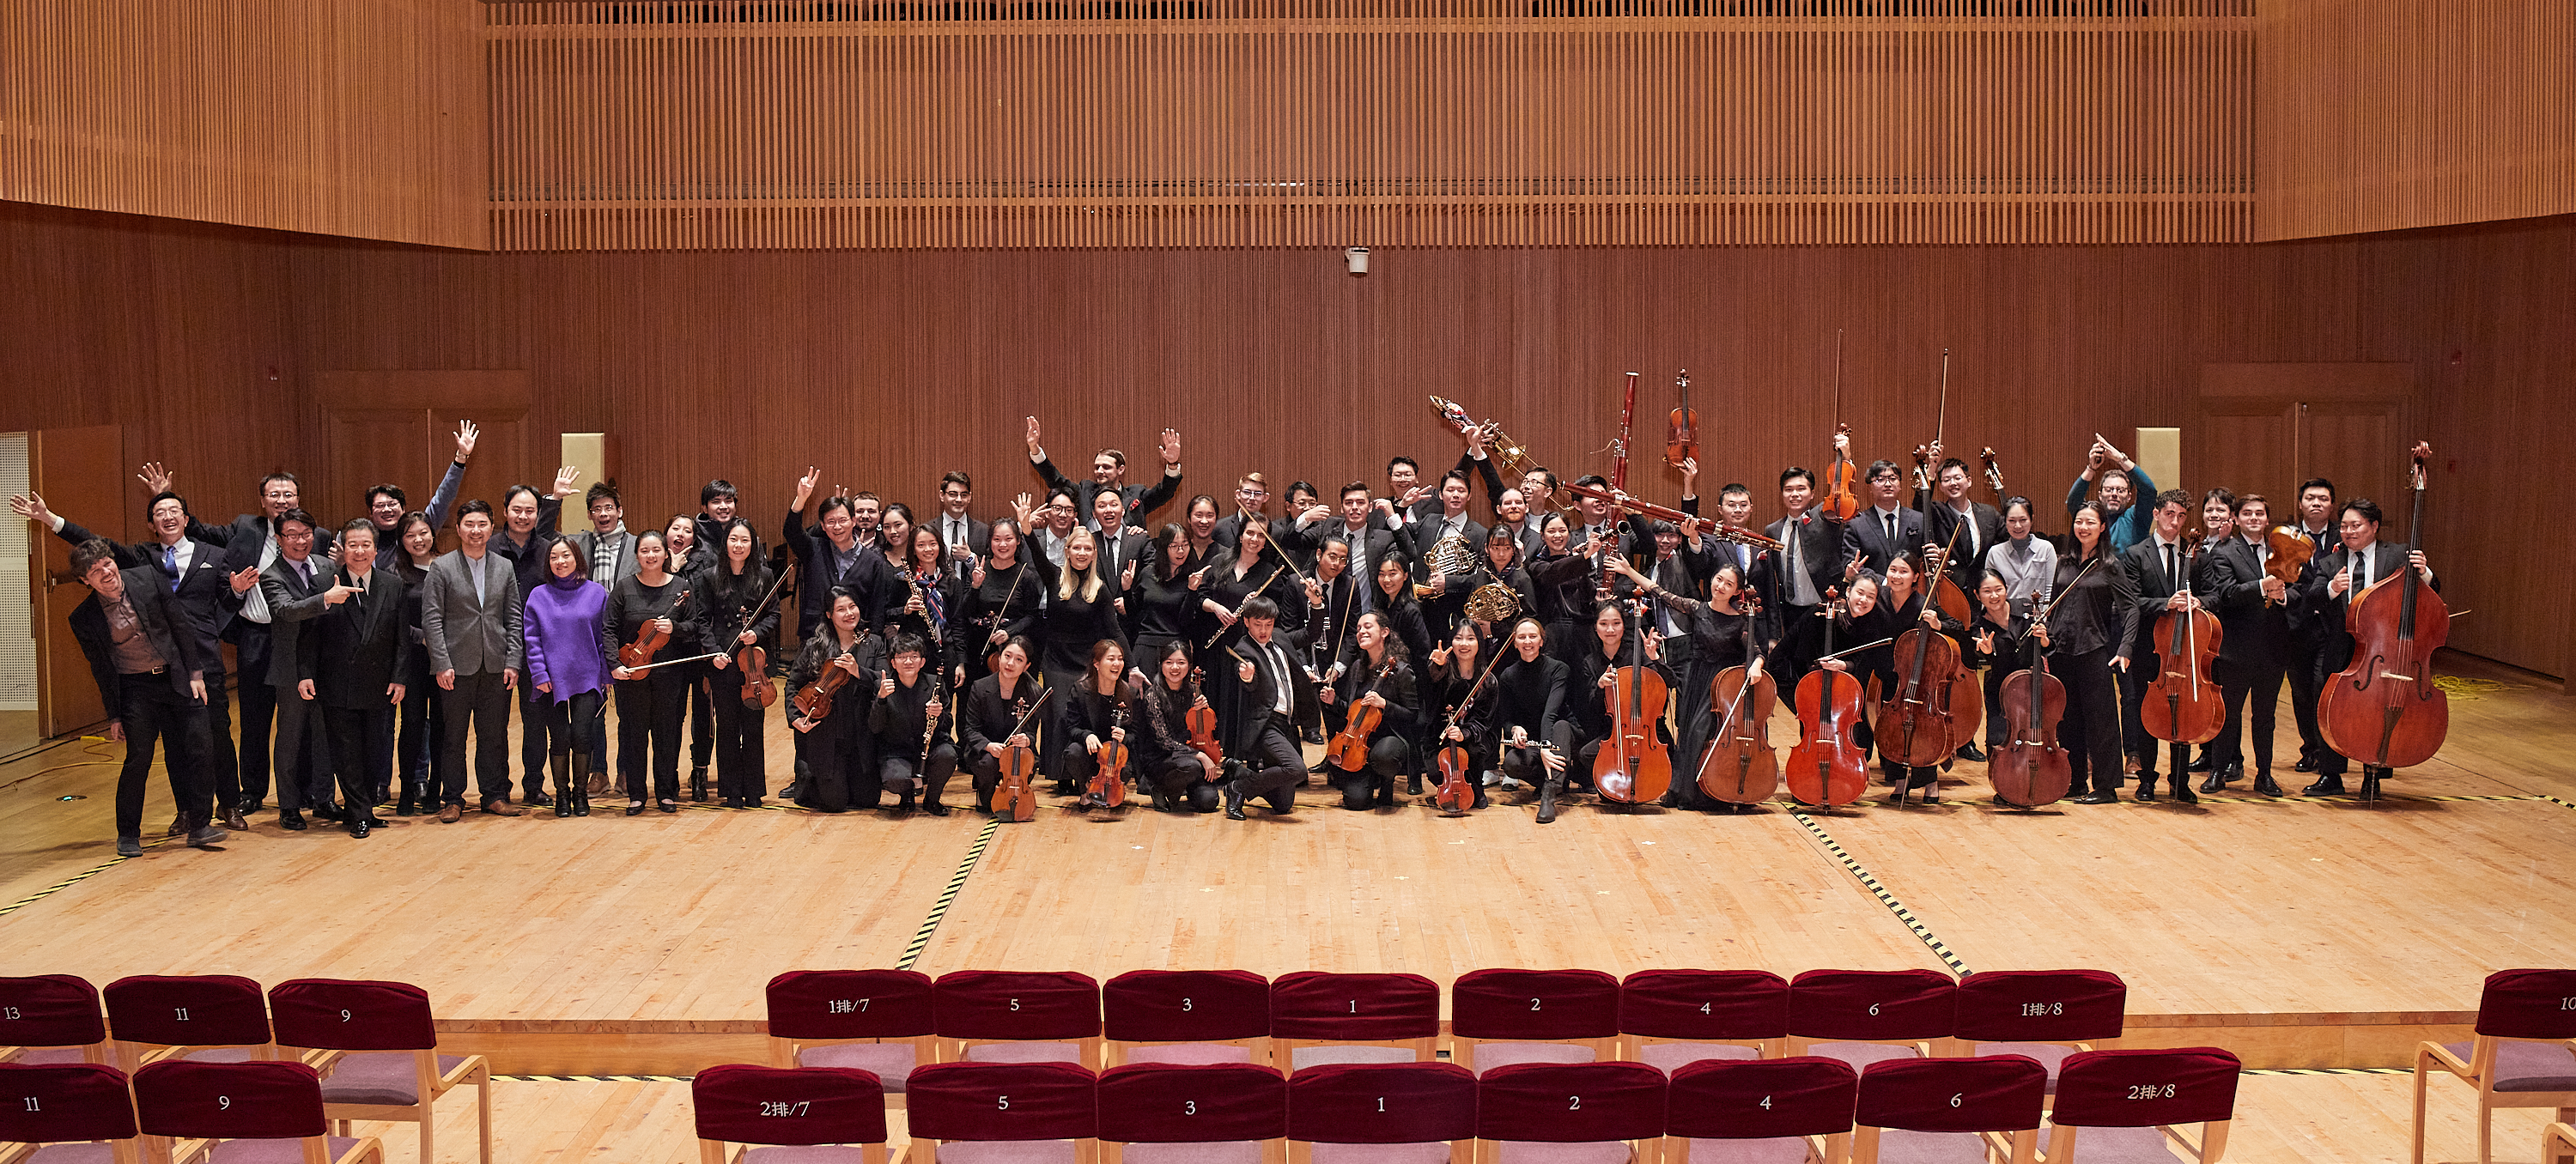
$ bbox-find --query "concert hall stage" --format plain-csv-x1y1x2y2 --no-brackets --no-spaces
3,652,2568,1163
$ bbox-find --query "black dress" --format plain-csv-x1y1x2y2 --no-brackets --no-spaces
1492,652,1571,789
1322,651,1419,809
785,629,881,813
951,558,1043,687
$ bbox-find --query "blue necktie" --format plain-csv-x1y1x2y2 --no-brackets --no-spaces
162,544,179,591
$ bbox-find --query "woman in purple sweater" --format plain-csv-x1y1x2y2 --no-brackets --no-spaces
525,539,617,817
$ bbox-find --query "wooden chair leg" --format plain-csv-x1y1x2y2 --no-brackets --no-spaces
2411,1054,2432,1164
420,1112,434,1164
477,1075,495,1164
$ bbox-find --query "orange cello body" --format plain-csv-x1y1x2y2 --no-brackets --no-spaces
2318,442,2450,772
1990,622,2072,810
2140,536,2226,748
1594,665,1671,803
1872,627,1970,767
1786,591,1868,808
1701,667,1779,805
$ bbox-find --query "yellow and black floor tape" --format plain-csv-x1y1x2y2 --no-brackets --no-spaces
897,816,1002,972
1788,809,1974,977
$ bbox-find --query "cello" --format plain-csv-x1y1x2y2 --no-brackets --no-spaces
1786,589,1868,808
1990,582,2075,810
1698,592,1779,807
2318,441,2449,792
1595,599,1672,804
994,685,1054,823
1432,647,1507,816
1871,533,1975,768
1666,368,1698,469
2139,532,2225,755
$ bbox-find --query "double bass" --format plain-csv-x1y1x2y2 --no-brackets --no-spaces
2318,441,2449,791
1990,582,2075,810
2139,532,2225,753
1698,593,1779,807
1595,600,1672,804
1786,589,1868,808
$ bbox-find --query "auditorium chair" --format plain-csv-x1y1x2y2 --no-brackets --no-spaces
1268,973,1439,1073
2543,1120,2575,1164
0,1061,143,1163
1283,1062,1476,1164
1783,971,1956,1076
1849,1056,2045,1164
932,972,1103,1068
0,974,112,1066
1657,1057,1856,1164
1950,970,2126,1094
100,975,275,1072
1449,970,1619,1076
2043,1047,2239,1164
1094,1062,1286,1164
906,1061,1097,1164
1102,971,1272,1067
131,1058,384,1164
692,1063,890,1164
267,979,491,1164
2412,967,2576,1164
1617,971,1789,1075
1472,1061,1668,1164
767,970,939,1102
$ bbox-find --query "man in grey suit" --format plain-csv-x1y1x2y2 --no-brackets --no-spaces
258,508,357,831
421,499,526,821
563,481,637,795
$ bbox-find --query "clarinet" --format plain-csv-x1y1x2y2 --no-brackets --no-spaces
920,676,944,765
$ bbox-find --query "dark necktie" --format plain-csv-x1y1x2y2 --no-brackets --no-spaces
1883,511,1897,549
162,544,179,591
2163,543,2176,588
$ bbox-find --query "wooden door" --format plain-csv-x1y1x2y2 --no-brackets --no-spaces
313,372,533,549
2300,402,2407,541
2196,363,2416,531
29,425,123,738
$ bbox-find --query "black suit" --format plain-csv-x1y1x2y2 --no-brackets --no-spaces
2276,522,2337,766
1760,510,1843,690
55,522,246,813
928,513,993,585
2198,537,2292,774
185,512,309,804
2120,537,2196,777
258,555,337,815
2298,542,2435,775
1917,496,2006,593
70,567,208,839
1033,456,1182,531
1841,506,1925,579
1218,633,1314,813
300,567,412,825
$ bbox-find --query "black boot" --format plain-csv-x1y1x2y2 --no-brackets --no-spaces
1536,778,1562,825
573,752,595,815
1473,785,1490,809
1404,773,1422,796
690,766,710,803
1222,778,1248,821
553,751,576,817
2169,770,2197,805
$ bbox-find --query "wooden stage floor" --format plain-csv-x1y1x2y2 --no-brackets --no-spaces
1,653,2569,1161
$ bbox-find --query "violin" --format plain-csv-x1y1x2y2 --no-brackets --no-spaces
1786,589,1868,807
2318,441,2449,779
2262,526,2315,609
1990,585,2073,810
1871,540,1977,767
1594,604,1671,804
995,685,1054,823
1087,690,1129,810
1665,368,1698,469
2141,532,2225,749
1433,648,1507,816
791,646,857,720
1327,659,1397,773
618,586,689,669
1819,332,1861,522
1183,667,1223,767
738,644,777,709
1698,593,1778,806
1980,448,2004,497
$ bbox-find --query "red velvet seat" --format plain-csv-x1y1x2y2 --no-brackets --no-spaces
2047,1047,2240,1164
1451,970,1619,1076
1284,1061,1477,1164
268,979,490,1164
1951,969,2127,1094
131,1058,382,1164
1095,1062,1285,1164
0,1061,143,1164
1618,970,1789,1074
908,1061,1098,1164
1473,1061,1667,1164
1850,1055,2045,1164
933,972,1103,1068
0,975,110,1068
1270,973,1439,1073
767,970,938,1096
101,975,272,1072
692,1063,891,1164
1785,970,1955,1076
1102,970,1271,1067
1662,1056,1857,1164
2414,967,2576,1164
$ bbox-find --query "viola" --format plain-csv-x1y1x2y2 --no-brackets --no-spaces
1433,648,1506,816
618,586,688,669
1088,692,1129,810
2318,441,2449,779
1183,668,1223,767
1990,591,2072,810
1665,368,1698,469
2262,526,2315,609
1594,609,1671,804
1786,589,1868,807
1698,594,1777,806
2141,532,2224,748
1327,659,1396,773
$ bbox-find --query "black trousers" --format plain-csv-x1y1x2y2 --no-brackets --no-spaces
1147,752,1221,811
1982,662,2013,750
392,655,442,808
112,673,204,839
234,628,275,803
198,666,241,815
516,682,550,799
440,670,513,806
2308,638,2360,776
681,660,715,770
537,690,607,773
708,679,769,799
617,673,689,802
2287,635,2329,765
2054,647,2123,796
1327,737,1411,809
878,743,958,808
1235,716,1303,813
2212,656,2288,773
270,685,331,815
798,712,870,812
2117,651,2154,772
320,704,393,825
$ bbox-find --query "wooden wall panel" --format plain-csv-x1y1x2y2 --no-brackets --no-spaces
2257,0,2576,240
0,0,488,248
484,3,2255,249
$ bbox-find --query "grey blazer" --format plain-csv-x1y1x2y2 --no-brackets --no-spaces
420,549,526,677
564,529,641,590
257,555,336,688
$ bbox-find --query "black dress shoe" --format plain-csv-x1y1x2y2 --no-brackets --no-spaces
2293,756,2316,773
2198,771,2227,794
2253,771,2283,797
2301,774,2346,796
278,811,307,831
659,801,678,814
1954,743,1986,762
2134,780,2157,803
2186,753,2214,773
526,791,554,807
349,818,373,839
924,801,951,816
2072,790,2119,805
625,802,647,816
2169,773,2198,805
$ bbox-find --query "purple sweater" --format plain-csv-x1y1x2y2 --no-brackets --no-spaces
523,574,615,701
